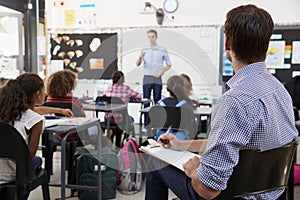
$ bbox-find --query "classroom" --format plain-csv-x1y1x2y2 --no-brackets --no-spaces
0,0,299,200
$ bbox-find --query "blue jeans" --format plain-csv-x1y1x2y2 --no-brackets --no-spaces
145,157,204,200
143,76,162,107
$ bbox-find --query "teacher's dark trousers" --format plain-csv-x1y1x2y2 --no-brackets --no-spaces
143,75,162,107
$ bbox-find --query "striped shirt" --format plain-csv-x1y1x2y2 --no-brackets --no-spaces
46,93,84,114
197,62,298,199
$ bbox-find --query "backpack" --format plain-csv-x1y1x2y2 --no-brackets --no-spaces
117,138,143,194
75,147,118,200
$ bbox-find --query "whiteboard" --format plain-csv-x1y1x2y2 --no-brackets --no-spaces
120,26,221,88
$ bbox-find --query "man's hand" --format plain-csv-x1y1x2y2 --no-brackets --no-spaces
61,109,74,117
158,133,182,150
153,70,163,78
139,51,146,59
183,156,200,178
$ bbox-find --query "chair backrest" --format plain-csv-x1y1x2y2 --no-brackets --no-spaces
43,101,85,117
0,122,35,197
214,140,298,199
95,96,125,105
146,106,197,139
96,96,129,125
285,76,300,110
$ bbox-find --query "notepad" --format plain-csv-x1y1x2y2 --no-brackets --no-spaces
140,139,200,171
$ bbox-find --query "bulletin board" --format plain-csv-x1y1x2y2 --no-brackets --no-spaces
269,25,300,83
50,33,118,79
220,25,300,84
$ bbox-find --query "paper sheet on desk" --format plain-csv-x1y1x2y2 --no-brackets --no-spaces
45,117,95,128
140,145,200,171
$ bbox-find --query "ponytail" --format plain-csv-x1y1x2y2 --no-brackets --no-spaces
0,79,28,125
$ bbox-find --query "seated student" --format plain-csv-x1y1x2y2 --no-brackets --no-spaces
155,75,193,140
102,71,141,147
145,5,298,200
0,73,45,189
45,69,85,117
180,73,199,107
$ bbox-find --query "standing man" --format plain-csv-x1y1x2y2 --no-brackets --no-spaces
136,30,172,106
145,4,298,200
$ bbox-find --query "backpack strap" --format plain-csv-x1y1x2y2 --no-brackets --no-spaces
127,139,140,163
176,100,187,107
158,100,166,106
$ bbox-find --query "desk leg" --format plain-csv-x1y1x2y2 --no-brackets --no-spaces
139,112,143,145
97,123,102,200
107,112,110,139
125,114,129,138
60,132,73,200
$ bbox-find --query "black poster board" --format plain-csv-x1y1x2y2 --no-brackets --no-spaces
220,25,300,84
50,33,118,79
271,26,300,84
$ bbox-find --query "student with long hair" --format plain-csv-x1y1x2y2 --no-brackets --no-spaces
157,75,193,111
102,71,141,147
0,73,46,185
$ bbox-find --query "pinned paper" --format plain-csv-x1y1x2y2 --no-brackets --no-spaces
65,10,75,27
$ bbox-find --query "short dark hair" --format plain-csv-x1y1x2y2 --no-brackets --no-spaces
112,71,124,85
225,4,274,64
147,29,158,37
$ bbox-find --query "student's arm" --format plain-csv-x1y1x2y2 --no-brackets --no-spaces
34,106,73,117
136,51,145,66
27,120,43,158
158,133,207,153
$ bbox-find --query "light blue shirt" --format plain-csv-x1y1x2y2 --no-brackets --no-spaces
197,62,298,199
141,45,171,76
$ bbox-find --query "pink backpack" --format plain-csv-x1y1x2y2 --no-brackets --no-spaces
294,163,300,185
117,138,143,194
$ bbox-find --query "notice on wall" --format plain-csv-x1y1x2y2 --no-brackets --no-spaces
47,0,99,29
265,41,286,69
292,41,300,64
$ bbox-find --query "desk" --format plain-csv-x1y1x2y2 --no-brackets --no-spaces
44,118,101,200
138,107,213,145
83,104,129,138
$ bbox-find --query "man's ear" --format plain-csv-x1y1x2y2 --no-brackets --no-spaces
225,36,230,50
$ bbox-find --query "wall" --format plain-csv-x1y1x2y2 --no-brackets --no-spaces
46,0,300,29
96,0,300,27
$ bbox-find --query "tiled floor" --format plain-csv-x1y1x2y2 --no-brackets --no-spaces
29,137,300,200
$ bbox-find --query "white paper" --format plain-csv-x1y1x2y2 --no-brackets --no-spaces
292,41,300,64
140,145,200,171
265,41,286,69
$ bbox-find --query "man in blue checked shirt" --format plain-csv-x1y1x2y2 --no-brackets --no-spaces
145,4,298,200
136,29,172,106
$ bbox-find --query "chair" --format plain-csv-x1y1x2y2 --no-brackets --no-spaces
0,122,50,200
145,106,198,140
213,140,298,200
285,76,300,120
41,102,85,182
96,96,134,147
